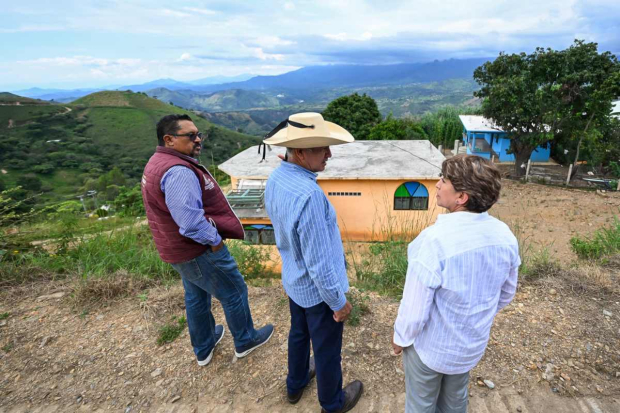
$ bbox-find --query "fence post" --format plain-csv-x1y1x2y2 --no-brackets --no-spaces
566,164,573,186
438,145,443,153
525,159,531,181
454,140,459,153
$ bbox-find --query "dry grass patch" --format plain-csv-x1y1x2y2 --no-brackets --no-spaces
70,270,156,310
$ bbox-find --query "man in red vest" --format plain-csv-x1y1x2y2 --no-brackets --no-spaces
142,114,274,366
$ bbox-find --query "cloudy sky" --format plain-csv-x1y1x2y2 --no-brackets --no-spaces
1,0,619,90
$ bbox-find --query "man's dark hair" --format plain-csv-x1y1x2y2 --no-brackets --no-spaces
156,114,193,146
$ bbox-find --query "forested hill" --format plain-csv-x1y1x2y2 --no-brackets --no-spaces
0,91,260,204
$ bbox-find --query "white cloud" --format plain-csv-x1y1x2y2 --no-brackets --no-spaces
254,36,296,48
178,53,193,62
158,9,192,18
182,7,216,16
252,48,285,61
324,32,374,42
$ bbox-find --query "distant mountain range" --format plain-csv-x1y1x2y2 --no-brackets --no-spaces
9,58,490,102
5,58,490,134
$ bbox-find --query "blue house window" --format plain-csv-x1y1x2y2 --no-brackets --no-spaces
243,225,276,245
394,182,429,210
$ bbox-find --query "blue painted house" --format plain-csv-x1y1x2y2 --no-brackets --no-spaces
459,115,551,162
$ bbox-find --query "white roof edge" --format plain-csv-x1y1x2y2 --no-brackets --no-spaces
217,172,440,181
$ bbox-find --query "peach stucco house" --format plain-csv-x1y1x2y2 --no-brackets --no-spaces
218,140,445,244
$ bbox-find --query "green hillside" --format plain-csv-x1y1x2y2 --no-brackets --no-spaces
0,92,51,105
146,88,284,112
0,91,261,205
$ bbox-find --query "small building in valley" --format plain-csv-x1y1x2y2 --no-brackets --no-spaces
218,140,445,244
459,115,551,162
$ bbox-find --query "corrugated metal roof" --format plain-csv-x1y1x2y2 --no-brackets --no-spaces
218,140,445,180
459,115,504,133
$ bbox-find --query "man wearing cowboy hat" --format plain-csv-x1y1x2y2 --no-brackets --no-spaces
264,112,364,413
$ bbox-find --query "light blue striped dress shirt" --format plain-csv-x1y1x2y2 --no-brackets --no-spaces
394,211,520,374
160,165,222,246
265,161,349,311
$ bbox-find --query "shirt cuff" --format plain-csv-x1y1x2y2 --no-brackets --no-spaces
329,293,347,312
209,233,223,247
393,328,412,348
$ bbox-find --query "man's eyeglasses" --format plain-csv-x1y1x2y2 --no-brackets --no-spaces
174,132,204,142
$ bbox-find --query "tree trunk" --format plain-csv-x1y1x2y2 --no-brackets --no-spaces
513,148,534,177
569,113,595,182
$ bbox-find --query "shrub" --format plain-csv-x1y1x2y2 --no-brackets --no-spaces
346,291,370,326
350,241,409,298
157,316,187,345
227,240,276,279
570,217,620,260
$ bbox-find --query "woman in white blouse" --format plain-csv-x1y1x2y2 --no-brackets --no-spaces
392,154,520,413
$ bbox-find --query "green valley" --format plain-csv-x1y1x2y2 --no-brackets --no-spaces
0,91,261,205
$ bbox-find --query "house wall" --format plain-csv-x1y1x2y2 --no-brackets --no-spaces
316,179,441,241
231,177,442,242
462,127,551,162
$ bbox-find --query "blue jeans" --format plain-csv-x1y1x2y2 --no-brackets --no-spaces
171,245,258,361
287,298,345,412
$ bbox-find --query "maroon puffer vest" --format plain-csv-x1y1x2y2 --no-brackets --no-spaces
141,147,244,264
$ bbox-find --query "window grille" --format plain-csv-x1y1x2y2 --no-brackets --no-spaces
394,182,429,211
328,192,362,196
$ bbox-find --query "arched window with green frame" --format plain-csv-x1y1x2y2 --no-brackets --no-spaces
394,182,429,210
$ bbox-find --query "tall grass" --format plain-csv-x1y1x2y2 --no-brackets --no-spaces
350,241,409,298
344,193,436,298
0,224,175,286
509,220,561,280
570,217,620,260
227,240,277,279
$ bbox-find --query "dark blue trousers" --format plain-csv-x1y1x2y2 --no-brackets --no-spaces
287,298,345,412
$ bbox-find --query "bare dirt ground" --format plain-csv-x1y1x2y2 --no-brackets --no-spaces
490,180,620,261
1,181,620,412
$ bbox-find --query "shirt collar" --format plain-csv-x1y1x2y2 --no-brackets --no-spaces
436,211,489,224
280,160,318,181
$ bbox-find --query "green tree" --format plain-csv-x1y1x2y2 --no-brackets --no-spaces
474,40,620,176
113,184,145,217
368,115,428,140
420,106,474,149
552,41,620,178
17,174,43,192
322,93,382,140
32,163,55,174
474,48,561,176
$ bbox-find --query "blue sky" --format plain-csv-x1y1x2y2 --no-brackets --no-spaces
1,0,619,90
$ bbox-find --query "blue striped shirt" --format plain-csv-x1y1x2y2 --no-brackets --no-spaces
393,211,520,374
160,165,222,246
265,161,349,311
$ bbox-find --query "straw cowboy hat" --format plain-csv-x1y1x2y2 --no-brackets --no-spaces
263,112,354,149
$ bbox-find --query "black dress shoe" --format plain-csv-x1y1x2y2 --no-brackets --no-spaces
321,380,364,413
287,357,316,404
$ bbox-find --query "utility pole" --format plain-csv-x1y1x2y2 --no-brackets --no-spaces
86,190,98,210
76,195,87,213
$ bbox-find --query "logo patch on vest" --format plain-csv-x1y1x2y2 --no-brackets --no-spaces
203,174,215,191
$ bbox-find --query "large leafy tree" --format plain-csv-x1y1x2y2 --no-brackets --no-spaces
474,48,562,176
551,41,620,178
322,93,382,140
368,115,428,140
474,40,620,177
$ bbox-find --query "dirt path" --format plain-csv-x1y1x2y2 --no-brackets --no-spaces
1,273,618,412
1,180,620,412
